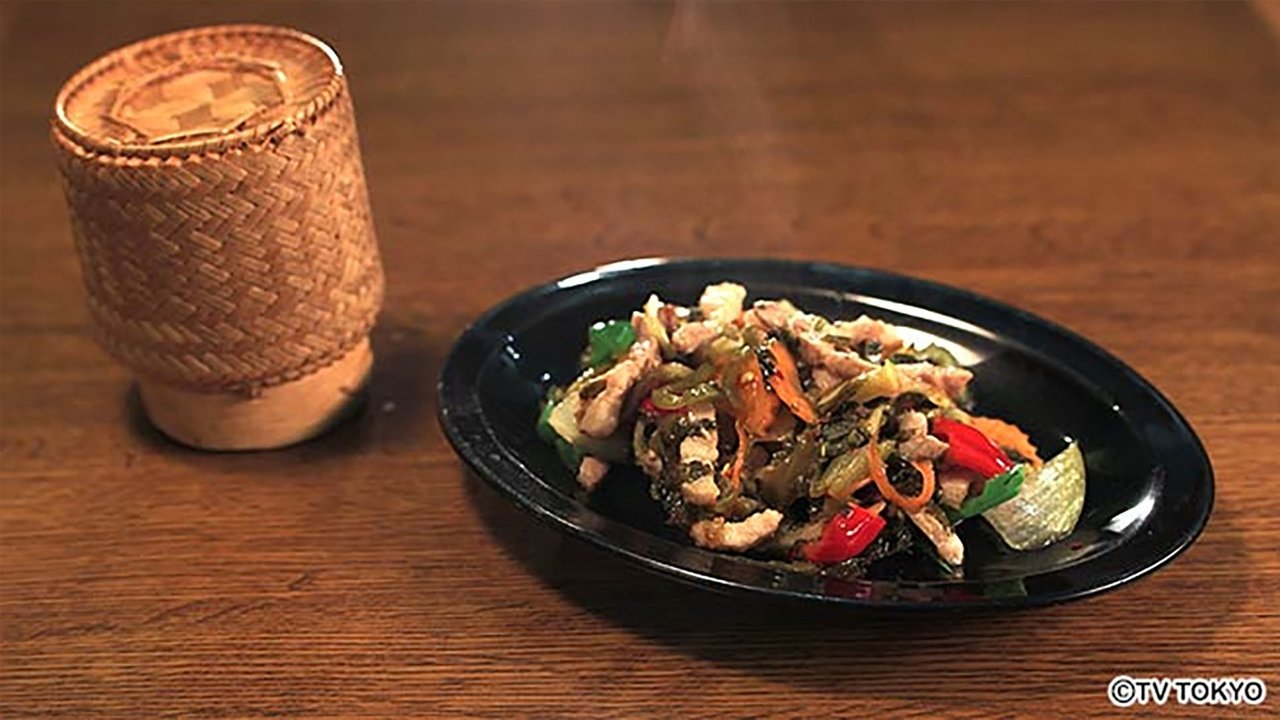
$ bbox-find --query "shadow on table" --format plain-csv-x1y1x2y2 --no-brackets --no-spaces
463,470,1246,698
121,317,441,467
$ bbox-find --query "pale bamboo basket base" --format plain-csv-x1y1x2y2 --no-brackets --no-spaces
139,339,373,451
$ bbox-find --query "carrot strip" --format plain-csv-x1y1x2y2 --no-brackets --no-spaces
867,441,933,513
726,421,750,493
765,341,819,424
909,459,937,509
967,416,1043,468
849,474,875,495
732,354,779,437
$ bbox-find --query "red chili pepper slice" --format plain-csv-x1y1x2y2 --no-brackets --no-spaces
931,417,1014,479
801,505,887,564
639,396,680,416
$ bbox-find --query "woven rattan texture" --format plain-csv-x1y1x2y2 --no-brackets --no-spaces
56,25,344,155
54,79,384,393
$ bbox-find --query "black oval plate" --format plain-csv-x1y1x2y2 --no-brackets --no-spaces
437,258,1213,609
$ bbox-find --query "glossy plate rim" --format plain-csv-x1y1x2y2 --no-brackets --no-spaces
437,257,1214,610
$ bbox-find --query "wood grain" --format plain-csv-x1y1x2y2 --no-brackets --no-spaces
2,1,1278,718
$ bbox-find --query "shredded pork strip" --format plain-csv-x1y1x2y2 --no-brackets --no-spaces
578,337,660,438
897,362,973,401
897,410,949,461
670,282,747,354
907,508,965,565
577,456,609,491
689,510,784,551
677,404,721,507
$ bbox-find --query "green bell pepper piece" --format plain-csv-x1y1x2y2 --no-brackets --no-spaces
554,437,582,471
538,396,582,471
588,320,637,368
950,465,1025,521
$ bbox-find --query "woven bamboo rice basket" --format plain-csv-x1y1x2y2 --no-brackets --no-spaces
52,25,384,450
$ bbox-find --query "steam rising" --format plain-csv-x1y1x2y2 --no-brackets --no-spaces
663,1,798,246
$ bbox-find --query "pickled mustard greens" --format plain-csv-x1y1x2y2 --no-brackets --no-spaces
537,282,1087,577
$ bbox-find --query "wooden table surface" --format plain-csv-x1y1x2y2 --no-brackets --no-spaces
3,1,1278,717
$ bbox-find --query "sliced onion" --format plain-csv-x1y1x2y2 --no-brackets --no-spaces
983,442,1086,550
546,392,629,462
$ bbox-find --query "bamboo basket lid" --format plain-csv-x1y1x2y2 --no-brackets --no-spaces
54,25,344,155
